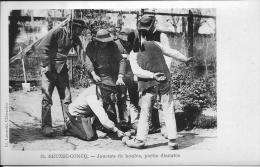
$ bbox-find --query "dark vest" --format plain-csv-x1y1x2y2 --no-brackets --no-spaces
86,41,120,85
141,30,161,51
152,30,161,42
146,30,161,42
137,41,170,94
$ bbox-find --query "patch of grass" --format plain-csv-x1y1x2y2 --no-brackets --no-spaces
193,114,217,129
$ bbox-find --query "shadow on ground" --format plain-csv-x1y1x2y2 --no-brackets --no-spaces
9,124,65,144
145,132,207,149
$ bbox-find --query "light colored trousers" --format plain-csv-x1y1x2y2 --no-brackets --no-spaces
136,90,178,141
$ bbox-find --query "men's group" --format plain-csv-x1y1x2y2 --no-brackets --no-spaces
36,15,191,149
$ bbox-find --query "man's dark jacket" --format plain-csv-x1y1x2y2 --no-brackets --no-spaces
84,41,126,86
36,27,82,73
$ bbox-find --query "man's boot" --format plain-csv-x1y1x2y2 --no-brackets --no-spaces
42,126,54,137
42,100,54,137
168,139,179,150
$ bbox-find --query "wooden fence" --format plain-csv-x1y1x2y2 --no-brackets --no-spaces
9,9,216,82
9,53,77,82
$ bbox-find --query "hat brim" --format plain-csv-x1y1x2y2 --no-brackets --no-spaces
137,25,152,31
93,36,114,42
137,23,153,31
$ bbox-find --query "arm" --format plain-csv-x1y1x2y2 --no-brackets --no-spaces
155,41,190,62
118,58,126,76
86,95,118,132
116,57,126,85
160,32,170,47
84,43,101,82
128,51,154,79
84,43,97,74
160,33,173,69
84,55,101,82
113,43,126,77
112,43,126,85
84,54,95,73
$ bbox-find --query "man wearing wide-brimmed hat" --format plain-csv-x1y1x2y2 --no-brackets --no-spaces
84,29,126,126
36,19,87,137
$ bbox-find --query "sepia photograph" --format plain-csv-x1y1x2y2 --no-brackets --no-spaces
8,8,216,151
1,1,260,166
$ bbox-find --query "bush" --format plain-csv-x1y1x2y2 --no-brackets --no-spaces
193,114,217,129
71,64,92,89
172,63,216,107
171,62,216,128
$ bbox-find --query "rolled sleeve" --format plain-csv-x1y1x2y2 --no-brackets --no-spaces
155,42,188,62
118,58,126,75
86,95,115,130
128,51,154,79
160,32,170,47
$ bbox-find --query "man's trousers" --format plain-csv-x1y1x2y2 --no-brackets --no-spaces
41,67,72,129
117,76,139,124
136,87,178,141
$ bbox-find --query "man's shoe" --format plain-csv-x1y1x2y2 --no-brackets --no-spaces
96,130,107,138
126,138,145,149
160,125,166,134
168,139,179,150
161,125,168,139
162,132,168,139
42,126,54,137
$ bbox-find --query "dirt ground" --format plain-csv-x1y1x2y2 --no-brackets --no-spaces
9,88,217,151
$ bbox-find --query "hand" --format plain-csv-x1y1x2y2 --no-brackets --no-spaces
153,72,166,82
116,130,125,138
185,57,193,66
116,76,125,85
92,73,101,82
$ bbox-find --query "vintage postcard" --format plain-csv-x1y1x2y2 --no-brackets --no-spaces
1,1,260,166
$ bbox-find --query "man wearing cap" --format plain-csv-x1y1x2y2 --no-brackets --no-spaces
125,20,191,149
137,15,175,138
84,29,126,125
36,19,86,137
114,28,140,129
